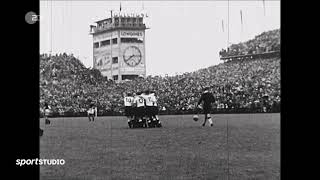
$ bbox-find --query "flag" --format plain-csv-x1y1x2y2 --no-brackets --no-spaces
222,20,224,32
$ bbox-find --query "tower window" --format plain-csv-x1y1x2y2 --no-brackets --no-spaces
93,42,99,48
112,38,118,44
101,40,110,47
120,38,143,43
112,57,118,64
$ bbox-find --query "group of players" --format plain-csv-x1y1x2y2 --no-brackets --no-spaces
123,86,216,128
40,87,215,136
124,90,162,128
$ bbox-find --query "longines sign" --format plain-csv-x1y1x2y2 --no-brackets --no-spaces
120,31,143,38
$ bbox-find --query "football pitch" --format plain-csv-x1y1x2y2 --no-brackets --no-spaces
40,113,280,180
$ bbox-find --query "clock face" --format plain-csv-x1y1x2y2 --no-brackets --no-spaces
123,46,142,67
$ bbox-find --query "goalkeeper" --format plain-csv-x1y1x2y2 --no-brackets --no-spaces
197,87,216,127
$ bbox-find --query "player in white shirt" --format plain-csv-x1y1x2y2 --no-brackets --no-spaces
142,90,154,126
150,90,162,127
87,103,96,122
124,93,134,128
133,91,147,128
44,103,51,125
139,91,147,117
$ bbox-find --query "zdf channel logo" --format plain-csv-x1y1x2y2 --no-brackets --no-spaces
25,11,41,24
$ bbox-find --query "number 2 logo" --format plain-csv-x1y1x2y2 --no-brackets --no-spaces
31,15,38,22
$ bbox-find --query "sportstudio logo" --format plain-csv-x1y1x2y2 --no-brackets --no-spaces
25,11,40,24
16,158,65,166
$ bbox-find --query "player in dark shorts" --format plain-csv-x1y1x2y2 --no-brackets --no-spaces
87,103,95,122
44,103,51,125
150,91,158,118
197,87,216,127
133,91,147,128
142,90,153,121
124,93,134,128
150,90,162,127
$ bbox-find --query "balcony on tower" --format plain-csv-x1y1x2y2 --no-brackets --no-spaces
90,13,148,35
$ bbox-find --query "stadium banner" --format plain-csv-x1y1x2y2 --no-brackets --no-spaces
94,51,112,70
93,31,118,42
120,30,144,38
100,70,111,79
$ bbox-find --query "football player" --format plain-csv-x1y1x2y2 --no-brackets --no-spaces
197,87,216,127
150,90,162,127
124,92,134,128
142,90,155,127
133,91,146,127
140,91,148,120
44,103,51,125
39,128,43,137
87,103,96,122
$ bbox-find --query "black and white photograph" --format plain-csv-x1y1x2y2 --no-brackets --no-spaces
39,0,280,179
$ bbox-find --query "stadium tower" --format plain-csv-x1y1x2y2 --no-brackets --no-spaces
90,10,149,82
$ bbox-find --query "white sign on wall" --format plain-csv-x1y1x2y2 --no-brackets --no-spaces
120,31,144,38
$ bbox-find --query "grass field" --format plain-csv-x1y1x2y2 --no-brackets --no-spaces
40,113,280,180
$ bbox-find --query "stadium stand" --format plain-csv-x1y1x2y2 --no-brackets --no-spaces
40,29,280,117
219,29,280,57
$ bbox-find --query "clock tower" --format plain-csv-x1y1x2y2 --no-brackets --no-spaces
90,11,149,82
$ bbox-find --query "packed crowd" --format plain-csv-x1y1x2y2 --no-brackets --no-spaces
219,29,280,57
40,28,280,116
40,53,280,116
40,53,106,115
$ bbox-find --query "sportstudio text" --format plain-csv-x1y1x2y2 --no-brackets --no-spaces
16,158,65,166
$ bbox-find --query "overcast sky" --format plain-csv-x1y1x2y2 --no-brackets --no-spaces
40,1,280,76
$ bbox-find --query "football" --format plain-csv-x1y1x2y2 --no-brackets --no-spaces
193,115,199,121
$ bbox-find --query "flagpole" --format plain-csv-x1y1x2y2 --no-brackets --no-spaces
51,0,53,56
240,10,243,33
263,0,266,16
240,10,243,42
263,0,266,32
222,20,225,49
227,0,230,54
110,10,113,81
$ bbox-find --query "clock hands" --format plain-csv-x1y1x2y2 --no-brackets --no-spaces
124,46,141,67
125,54,134,60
